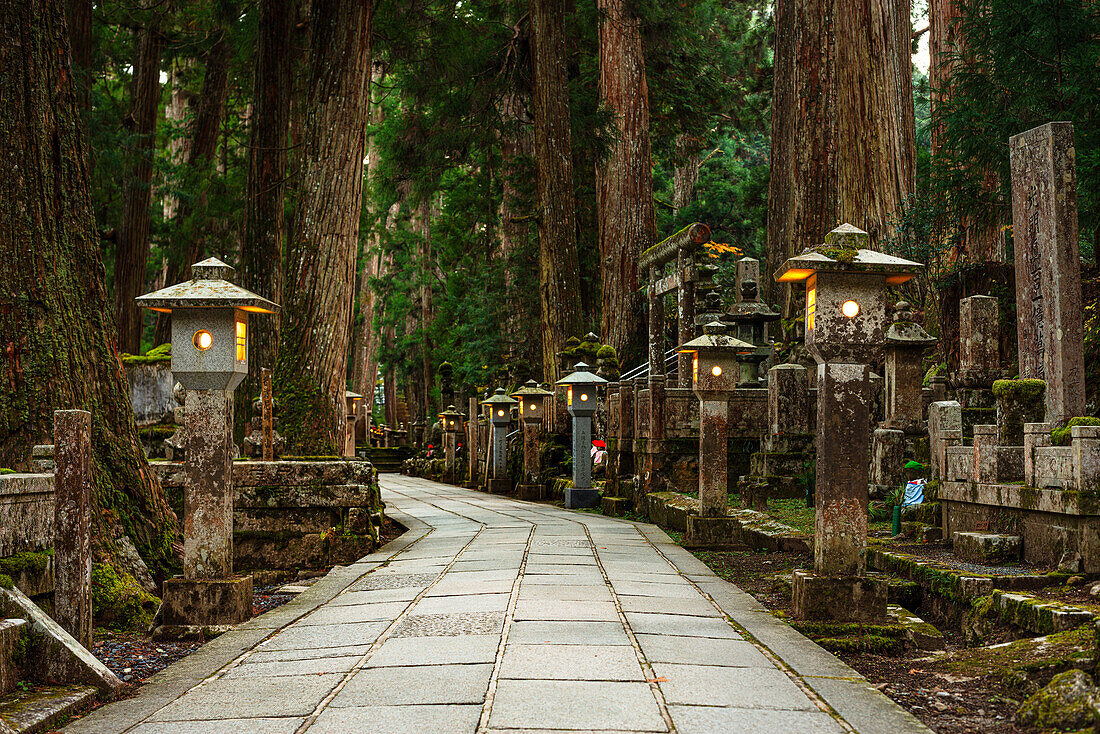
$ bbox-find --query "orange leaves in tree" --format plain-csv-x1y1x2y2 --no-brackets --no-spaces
704,241,743,259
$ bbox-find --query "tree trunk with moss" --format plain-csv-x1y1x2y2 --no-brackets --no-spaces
113,13,164,354
596,0,654,367
0,0,178,577
531,0,582,382
237,0,292,438
275,0,373,454
764,0,836,316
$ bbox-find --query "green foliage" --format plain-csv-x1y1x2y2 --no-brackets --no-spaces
1051,417,1100,446
0,574,12,589
931,0,1100,262
120,343,171,366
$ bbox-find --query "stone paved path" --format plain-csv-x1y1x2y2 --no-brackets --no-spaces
67,475,930,734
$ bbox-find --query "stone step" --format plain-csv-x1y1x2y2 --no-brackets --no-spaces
887,604,945,651
0,684,97,733
952,531,1022,564
0,619,27,697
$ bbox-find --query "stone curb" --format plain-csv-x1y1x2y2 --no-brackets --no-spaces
61,509,430,734
632,522,933,734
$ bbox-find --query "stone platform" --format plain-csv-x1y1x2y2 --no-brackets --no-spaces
65,476,929,734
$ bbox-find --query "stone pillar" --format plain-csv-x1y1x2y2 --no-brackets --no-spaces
813,362,870,576
768,364,809,435
958,295,1000,387
53,410,92,649
699,398,729,517
644,374,666,495
182,390,235,579
1072,425,1100,493
870,428,906,495
930,375,947,403
444,428,456,482
1010,121,1086,425
928,401,963,482
616,382,635,480
572,412,592,491
995,380,1045,446
345,411,356,458
466,398,479,487
1024,422,1052,487
677,250,695,389
973,424,998,484
260,368,274,461
487,420,510,494
648,265,665,377
519,418,542,500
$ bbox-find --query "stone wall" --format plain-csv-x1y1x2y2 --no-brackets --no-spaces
126,362,175,427
154,459,384,571
0,474,54,556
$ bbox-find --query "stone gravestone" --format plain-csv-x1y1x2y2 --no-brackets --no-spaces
1009,121,1085,425
53,410,93,648
958,295,1000,387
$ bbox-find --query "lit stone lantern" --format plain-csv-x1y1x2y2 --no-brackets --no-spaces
136,257,277,636
775,223,922,622
482,388,516,493
556,363,607,509
344,391,362,458
678,323,755,531
440,405,464,484
512,380,555,500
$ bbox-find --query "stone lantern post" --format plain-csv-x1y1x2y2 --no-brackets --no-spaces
511,380,554,500
483,389,516,493
344,391,362,458
774,224,923,622
440,405,463,483
678,323,755,546
136,257,278,636
557,363,607,508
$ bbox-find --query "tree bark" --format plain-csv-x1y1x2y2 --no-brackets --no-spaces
238,0,292,436
764,0,836,316
64,0,91,109
833,0,915,245
274,0,373,454
417,197,435,420
596,0,655,367
113,17,164,354
671,134,702,214
0,0,177,575
530,0,582,383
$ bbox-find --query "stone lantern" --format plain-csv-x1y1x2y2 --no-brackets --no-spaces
344,391,362,458
136,257,277,636
556,363,607,509
723,260,780,387
774,224,923,622
512,380,555,500
482,388,516,493
678,323,755,520
440,405,464,483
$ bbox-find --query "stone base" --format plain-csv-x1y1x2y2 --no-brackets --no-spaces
791,569,887,622
487,478,512,494
600,496,632,517
952,531,1021,564
517,484,543,501
564,488,600,509
684,515,741,548
156,575,253,632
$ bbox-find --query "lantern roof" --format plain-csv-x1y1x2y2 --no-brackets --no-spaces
885,302,937,347
511,379,554,399
345,390,363,399
723,300,780,323
136,257,280,314
678,322,756,353
441,405,464,419
773,224,924,285
556,362,608,386
481,387,517,406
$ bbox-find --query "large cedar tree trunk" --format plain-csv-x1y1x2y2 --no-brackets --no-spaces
274,0,373,453
65,0,92,109
113,18,164,354
596,0,655,366
833,0,916,245
764,0,836,316
0,0,177,575
530,0,582,382
238,0,292,435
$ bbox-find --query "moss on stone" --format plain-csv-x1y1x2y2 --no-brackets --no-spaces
818,246,858,264
120,343,172,365
0,574,12,589
1052,417,1100,446
1016,669,1100,731
0,550,53,578
992,378,1046,402
91,562,159,631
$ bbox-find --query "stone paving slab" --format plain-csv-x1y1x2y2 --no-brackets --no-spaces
66,475,930,734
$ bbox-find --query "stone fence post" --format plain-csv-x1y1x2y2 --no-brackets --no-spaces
53,410,93,649
1072,425,1100,492
928,401,962,482
973,425,999,484
1023,422,1052,487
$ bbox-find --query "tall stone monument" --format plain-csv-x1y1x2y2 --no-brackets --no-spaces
1009,121,1085,426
